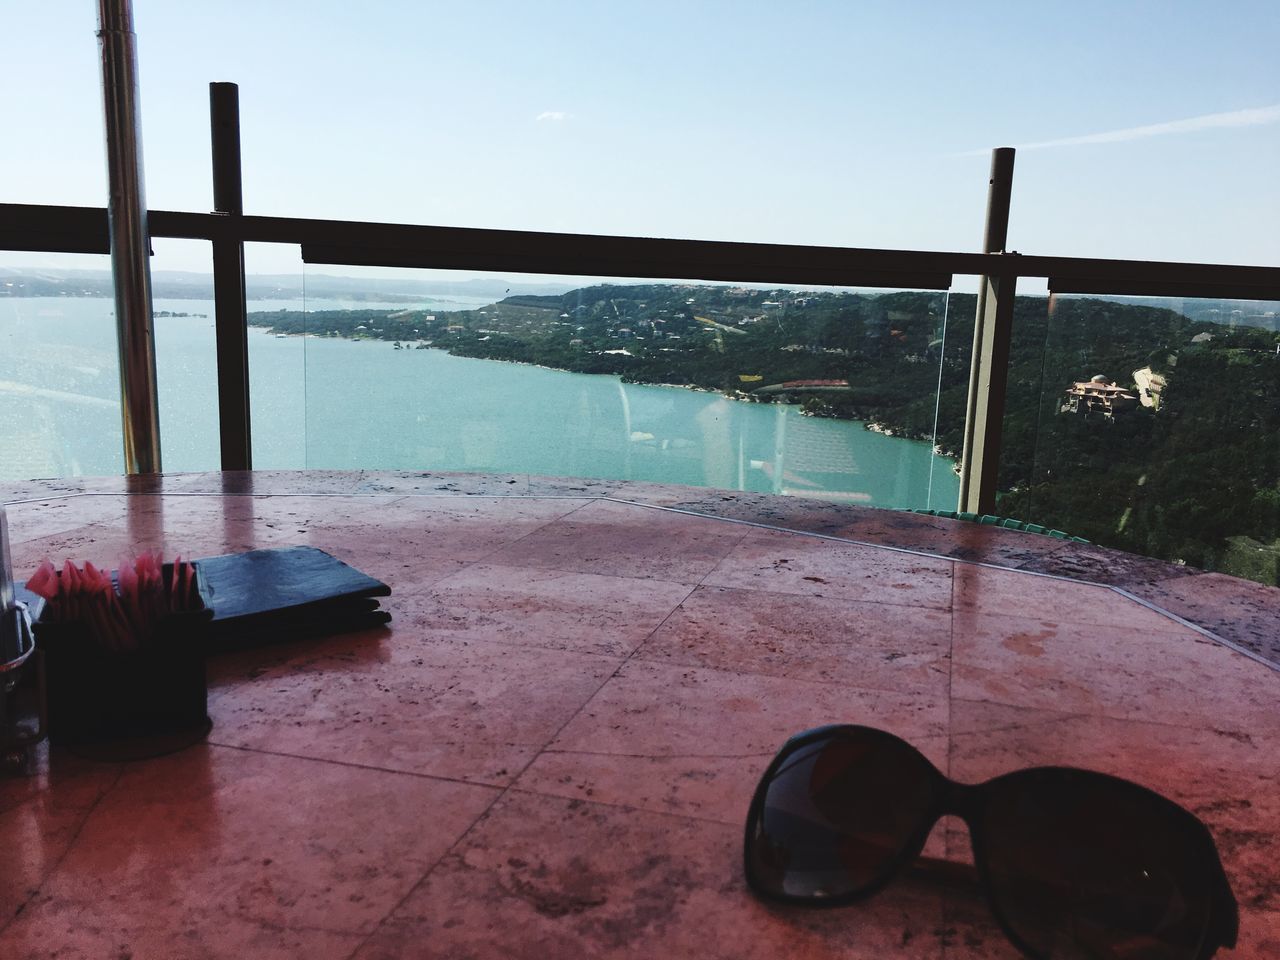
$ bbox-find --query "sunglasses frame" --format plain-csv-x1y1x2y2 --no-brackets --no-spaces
744,725,1239,960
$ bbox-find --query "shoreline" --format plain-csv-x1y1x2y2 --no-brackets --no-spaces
245,326,959,467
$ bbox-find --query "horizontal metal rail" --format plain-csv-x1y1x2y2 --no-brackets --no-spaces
1,204,110,255
3,202,1277,298
1046,276,1279,301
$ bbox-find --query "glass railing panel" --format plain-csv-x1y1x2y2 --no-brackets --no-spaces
245,245,307,469
0,252,123,480
996,293,1280,584
291,266,962,509
151,239,220,472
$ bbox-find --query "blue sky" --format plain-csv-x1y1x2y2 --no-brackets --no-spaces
3,1,1277,276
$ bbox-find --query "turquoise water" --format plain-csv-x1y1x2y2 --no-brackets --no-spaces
0,297,959,508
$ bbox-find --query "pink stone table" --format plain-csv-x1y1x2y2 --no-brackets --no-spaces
2,472,1277,959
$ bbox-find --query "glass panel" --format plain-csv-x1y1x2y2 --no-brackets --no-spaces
1,244,309,480
246,244,307,469
290,266,961,509
152,239,220,472
997,294,1280,585
0,252,123,480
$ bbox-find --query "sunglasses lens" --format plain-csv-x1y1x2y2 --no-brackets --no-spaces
747,729,936,899
979,770,1216,960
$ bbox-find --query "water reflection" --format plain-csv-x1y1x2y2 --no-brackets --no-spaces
300,339,957,510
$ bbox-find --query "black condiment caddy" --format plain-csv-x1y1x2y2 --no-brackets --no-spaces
34,564,214,760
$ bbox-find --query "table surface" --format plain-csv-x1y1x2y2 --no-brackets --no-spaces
2,471,1277,959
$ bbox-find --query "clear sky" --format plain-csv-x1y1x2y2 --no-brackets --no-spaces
3,0,1277,276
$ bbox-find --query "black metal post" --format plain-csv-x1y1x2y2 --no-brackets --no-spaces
958,148,1016,514
210,82,252,470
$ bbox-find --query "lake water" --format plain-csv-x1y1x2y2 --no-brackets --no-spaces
0,296,958,508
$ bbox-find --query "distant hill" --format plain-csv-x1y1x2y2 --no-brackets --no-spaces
1063,294,1279,333
0,268,574,302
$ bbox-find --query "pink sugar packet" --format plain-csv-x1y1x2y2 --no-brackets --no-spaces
26,552,199,651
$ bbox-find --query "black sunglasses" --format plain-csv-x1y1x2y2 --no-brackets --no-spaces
744,725,1238,960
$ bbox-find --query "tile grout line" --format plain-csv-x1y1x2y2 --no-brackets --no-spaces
418,559,955,616
337,537,711,960
0,764,127,939
669,581,954,613
480,517,751,787
374,496,606,599
462,497,601,568
1109,585,1280,674
392,537,965,703
941,562,960,959
209,687,786,943
334,731,610,958
233,615,948,708
947,562,956,781
500,784,744,830
201,739,511,790
538,748,777,761
499,551,716,781
336,783,505,960
405,560,707,599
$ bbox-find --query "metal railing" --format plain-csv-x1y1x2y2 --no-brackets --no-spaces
2,85,1278,512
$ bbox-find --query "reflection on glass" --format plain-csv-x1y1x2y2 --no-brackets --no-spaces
245,245,307,469
281,268,962,509
998,294,1280,585
0,249,322,480
0,254,123,480
151,239,220,472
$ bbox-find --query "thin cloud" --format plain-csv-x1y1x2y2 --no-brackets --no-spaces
961,103,1280,155
536,111,570,122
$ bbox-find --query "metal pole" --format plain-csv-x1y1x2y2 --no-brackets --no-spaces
97,0,161,474
957,147,1015,513
210,82,252,470
980,148,1015,257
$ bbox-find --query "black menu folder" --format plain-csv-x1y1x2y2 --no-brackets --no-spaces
195,546,391,652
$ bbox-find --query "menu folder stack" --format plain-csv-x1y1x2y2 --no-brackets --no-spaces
195,546,391,653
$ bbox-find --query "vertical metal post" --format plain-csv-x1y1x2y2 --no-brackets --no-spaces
97,0,161,474
210,82,252,470
958,148,1016,514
